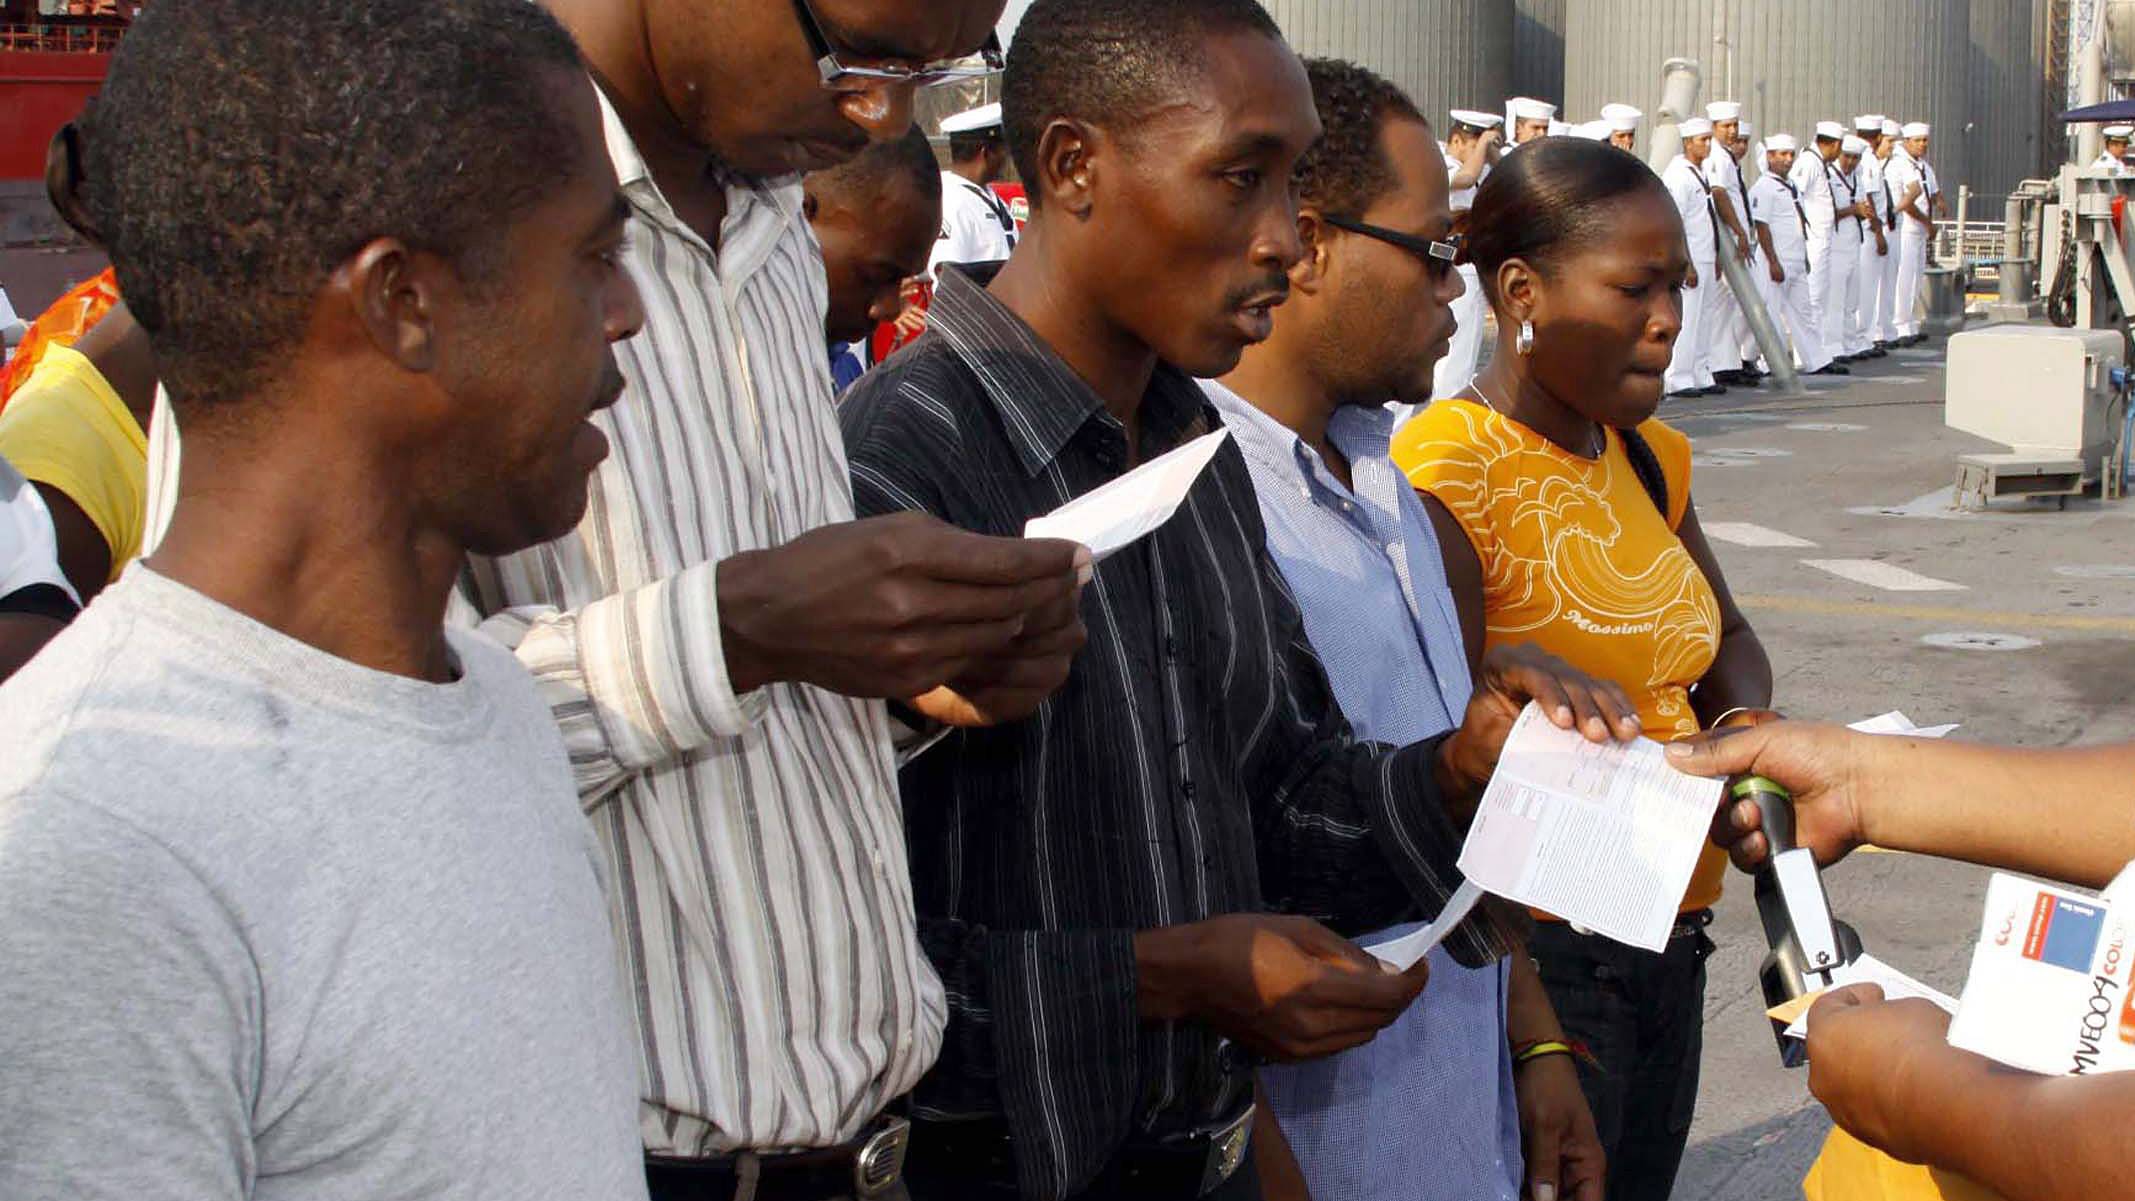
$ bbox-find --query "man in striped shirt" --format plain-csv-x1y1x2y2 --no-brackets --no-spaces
841,3,1637,1197
460,2,1090,1198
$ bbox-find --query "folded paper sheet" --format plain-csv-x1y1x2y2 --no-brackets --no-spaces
1024,429,1231,561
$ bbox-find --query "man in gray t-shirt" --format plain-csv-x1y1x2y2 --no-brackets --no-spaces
0,2,650,1197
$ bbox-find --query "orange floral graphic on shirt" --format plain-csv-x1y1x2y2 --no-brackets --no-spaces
1394,401,1719,739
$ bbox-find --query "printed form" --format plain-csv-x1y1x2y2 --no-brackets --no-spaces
1457,703,1725,952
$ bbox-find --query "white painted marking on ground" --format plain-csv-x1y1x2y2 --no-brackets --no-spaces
1785,422,1867,432
1700,447,1795,460
1703,522,1818,548
1921,631,2041,651
1693,456,1755,468
1800,559,1967,592
2053,564,2135,580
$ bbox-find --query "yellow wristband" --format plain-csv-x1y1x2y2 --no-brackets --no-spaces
1513,1039,1575,1065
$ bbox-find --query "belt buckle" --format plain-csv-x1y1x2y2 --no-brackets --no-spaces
853,1115,910,1199
1195,1105,1254,1197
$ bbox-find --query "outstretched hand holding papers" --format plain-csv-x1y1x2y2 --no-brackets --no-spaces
1368,703,1726,969
1024,429,1231,561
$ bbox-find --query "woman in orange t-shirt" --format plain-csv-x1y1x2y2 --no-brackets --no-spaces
1394,139,1773,1201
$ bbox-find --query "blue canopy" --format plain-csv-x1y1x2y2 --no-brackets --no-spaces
2061,99,2135,123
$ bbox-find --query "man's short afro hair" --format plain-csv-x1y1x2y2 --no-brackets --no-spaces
1293,58,1427,217
81,0,586,410
1001,0,1284,203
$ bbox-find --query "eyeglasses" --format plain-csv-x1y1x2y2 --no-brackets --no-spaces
1319,215,1463,276
793,0,1005,90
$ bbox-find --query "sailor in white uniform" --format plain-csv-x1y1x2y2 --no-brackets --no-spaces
1851,116,1894,355
1868,119,1905,345
1819,127,1867,360
1750,135,1835,374
1700,102,1756,386
1728,118,1770,373
1785,122,1847,374
927,101,1018,281
1505,97,1556,148
2092,125,2134,175
1600,104,1642,155
1429,109,1504,402
1885,121,1937,343
1663,119,1721,396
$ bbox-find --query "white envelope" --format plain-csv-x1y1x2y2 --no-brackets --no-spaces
1024,429,1231,561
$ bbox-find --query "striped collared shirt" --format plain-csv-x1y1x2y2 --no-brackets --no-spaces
460,85,945,1156
838,267,1510,1200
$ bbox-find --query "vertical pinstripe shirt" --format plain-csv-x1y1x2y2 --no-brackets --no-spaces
837,267,1511,1201
459,88,945,1156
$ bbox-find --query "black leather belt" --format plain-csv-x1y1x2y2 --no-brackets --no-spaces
904,1106,1254,1199
645,1117,910,1201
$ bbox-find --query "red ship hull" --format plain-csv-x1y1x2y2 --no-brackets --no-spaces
0,47,108,181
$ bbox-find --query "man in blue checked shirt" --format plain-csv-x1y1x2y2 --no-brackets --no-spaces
1205,59,1610,1201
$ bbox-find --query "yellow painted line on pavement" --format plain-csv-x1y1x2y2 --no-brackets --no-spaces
1736,593,2135,636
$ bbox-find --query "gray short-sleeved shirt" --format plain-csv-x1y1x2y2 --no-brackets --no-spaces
0,567,646,1200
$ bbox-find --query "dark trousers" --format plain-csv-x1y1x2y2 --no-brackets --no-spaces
904,1155,1261,1201
1530,912,1715,1201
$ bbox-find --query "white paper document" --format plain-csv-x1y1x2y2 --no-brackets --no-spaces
1781,953,1959,1040
1023,429,1230,561
1847,710,1960,739
1365,879,1485,972
1455,703,1726,952
1946,867,2135,1076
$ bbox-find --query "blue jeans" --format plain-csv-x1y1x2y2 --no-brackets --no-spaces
1529,911,1716,1201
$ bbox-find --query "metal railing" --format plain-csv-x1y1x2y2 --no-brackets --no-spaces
0,20,129,54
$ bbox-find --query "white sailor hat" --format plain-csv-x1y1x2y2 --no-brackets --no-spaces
1547,119,1571,137
1508,97,1558,122
1815,120,1846,141
1679,118,1714,138
1570,120,1611,141
1600,103,1644,125
1882,119,1902,137
2106,125,2134,140
1855,113,1885,131
1763,133,1798,153
1737,119,1755,138
1841,134,1870,155
1706,100,1743,121
1606,114,1641,134
940,102,1004,135
1901,121,1931,138
1448,108,1504,132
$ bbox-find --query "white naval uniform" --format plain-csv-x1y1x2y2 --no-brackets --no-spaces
1823,157,1866,354
1700,148,1753,378
1430,143,1489,405
2091,152,2132,177
1885,148,1932,337
926,170,1017,281
1788,151,1838,348
1663,154,1719,392
1749,171,1833,372
1854,152,1895,346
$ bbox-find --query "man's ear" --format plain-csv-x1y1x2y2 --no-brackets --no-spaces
803,188,821,222
1289,207,1332,294
335,237,440,373
1036,118,1099,220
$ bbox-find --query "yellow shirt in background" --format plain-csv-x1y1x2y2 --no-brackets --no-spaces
1394,399,1728,913
0,344,148,584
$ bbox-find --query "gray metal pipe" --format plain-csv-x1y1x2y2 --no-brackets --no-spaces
1640,55,1798,394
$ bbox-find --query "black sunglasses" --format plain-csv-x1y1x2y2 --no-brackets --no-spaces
1320,215,1463,276
793,0,1005,89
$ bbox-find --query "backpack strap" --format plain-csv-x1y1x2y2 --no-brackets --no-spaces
1618,426,1671,522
